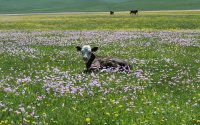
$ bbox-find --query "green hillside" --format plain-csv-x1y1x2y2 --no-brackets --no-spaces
0,0,200,14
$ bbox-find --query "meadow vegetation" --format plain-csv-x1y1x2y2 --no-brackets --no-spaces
0,11,200,30
0,11,200,124
0,0,200,13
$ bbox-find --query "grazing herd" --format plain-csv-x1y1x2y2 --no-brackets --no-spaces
110,10,138,15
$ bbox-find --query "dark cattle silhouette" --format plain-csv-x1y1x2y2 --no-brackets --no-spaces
110,11,114,15
130,10,138,15
76,45,132,72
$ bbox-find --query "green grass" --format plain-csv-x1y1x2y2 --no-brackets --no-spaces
0,11,200,30
0,11,200,124
0,30,200,124
0,0,200,14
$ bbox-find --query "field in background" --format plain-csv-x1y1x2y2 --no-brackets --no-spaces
0,0,200,14
1,11,200,30
0,11,200,124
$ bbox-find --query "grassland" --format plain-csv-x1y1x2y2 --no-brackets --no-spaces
1,11,200,30
0,0,200,14
0,11,200,125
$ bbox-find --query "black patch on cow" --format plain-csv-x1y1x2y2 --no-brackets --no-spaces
76,46,82,51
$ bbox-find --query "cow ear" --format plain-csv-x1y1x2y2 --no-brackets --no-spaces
92,47,98,52
76,46,82,51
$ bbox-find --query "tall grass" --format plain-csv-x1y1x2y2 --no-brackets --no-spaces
0,30,199,124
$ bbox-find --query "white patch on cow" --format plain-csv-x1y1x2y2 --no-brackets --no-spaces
81,45,92,62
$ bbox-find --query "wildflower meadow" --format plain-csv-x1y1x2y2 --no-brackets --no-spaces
0,12,200,125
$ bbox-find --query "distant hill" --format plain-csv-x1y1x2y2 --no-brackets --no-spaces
0,0,200,14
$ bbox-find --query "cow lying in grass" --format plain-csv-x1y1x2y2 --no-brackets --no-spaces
76,45,132,72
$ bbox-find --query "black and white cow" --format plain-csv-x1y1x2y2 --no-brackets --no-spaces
130,10,138,15
76,45,132,72
110,11,114,15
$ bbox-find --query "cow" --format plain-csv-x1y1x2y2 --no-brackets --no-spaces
110,11,114,15
76,45,132,72
130,10,138,15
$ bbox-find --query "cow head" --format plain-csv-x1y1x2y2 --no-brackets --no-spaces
76,45,98,63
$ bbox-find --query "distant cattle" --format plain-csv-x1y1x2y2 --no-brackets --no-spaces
130,10,138,15
110,11,114,15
